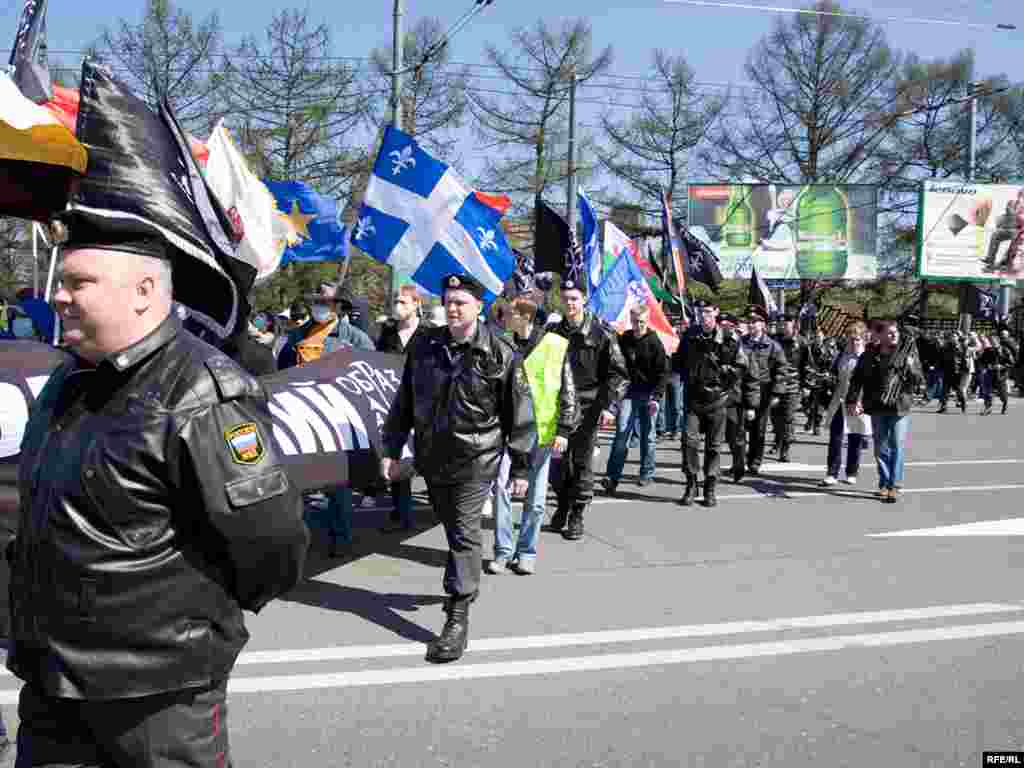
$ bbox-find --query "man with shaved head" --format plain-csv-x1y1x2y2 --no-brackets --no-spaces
10,232,308,767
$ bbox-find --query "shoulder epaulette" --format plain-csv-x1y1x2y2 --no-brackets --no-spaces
204,354,254,402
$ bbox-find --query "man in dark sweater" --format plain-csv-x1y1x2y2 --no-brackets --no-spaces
601,304,669,494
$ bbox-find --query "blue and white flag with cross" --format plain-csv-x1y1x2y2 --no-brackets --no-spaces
351,126,516,303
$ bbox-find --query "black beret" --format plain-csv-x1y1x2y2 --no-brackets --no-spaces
719,312,739,325
560,278,582,292
442,273,486,300
746,305,768,321
781,312,797,322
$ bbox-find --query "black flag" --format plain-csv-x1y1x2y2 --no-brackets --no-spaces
534,196,583,287
8,0,51,103
64,61,255,339
748,265,778,316
679,223,723,293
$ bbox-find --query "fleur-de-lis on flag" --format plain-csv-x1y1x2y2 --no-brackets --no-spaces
354,215,376,241
389,145,416,176
476,227,497,252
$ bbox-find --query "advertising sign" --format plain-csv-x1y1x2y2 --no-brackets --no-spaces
917,181,1024,281
687,184,878,280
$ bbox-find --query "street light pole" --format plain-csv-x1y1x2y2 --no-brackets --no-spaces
959,81,979,333
391,0,403,131
565,68,577,248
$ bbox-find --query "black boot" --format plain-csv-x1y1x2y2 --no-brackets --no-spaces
1002,400,1009,415
548,505,569,532
778,443,791,463
937,403,947,413
563,505,586,540
679,476,697,506
426,598,469,663
704,477,718,508
731,460,745,483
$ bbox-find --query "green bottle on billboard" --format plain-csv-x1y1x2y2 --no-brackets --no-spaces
796,186,849,278
723,186,754,249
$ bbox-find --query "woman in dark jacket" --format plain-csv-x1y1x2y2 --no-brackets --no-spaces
846,319,923,503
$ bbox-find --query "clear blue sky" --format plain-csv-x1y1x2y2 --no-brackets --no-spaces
5,0,1022,197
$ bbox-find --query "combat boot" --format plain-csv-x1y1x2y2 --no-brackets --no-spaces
1002,401,1009,415
778,443,791,463
548,505,569,532
426,598,470,663
703,477,718,508
678,476,697,506
563,504,586,540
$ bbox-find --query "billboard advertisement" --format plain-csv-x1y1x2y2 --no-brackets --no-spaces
917,181,1024,281
687,184,878,280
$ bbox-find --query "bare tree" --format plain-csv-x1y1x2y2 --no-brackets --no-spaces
701,0,900,185
98,0,224,135
0,219,33,300
597,50,724,219
221,9,371,197
467,18,613,209
370,17,468,162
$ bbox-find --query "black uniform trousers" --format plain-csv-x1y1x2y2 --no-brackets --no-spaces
425,479,491,601
986,372,1010,408
682,406,727,481
15,680,230,768
724,404,747,474
557,401,601,511
745,396,773,470
770,392,800,450
941,368,965,408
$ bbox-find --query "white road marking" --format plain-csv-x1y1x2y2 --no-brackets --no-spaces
215,620,1024,694
591,483,1024,505
869,518,1024,537
226,602,1022,665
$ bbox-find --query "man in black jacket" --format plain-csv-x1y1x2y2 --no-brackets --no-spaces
381,273,535,662
601,304,669,495
719,312,761,483
376,284,426,532
742,306,790,475
772,313,816,462
547,280,629,540
678,301,754,507
11,237,309,767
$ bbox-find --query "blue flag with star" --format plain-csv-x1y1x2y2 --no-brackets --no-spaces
263,180,348,266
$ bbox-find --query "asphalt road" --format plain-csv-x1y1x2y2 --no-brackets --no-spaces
3,396,1024,767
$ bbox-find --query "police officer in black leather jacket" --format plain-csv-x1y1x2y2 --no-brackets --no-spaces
772,313,816,462
11,235,308,767
547,279,629,540
381,273,536,663
741,306,791,474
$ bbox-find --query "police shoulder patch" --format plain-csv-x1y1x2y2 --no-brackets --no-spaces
224,422,265,465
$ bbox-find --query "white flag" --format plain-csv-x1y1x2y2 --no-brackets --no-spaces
204,121,292,282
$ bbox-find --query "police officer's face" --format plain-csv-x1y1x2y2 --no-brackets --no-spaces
749,318,765,337
783,320,796,337
54,248,164,364
562,289,585,321
444,289,481,333
700,307,717,332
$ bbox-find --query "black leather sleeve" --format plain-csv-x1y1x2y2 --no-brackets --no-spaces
503,356,538,480
598,332,629,413
175,395,309,613
556,351,579,439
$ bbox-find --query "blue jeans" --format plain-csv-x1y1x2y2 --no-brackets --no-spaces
657,374,685,435
325,486,353,545
870,413,910,489
606,389,658,482
493,445,553,564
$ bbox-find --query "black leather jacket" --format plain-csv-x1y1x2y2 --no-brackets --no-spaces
549,312,629,417
382,322,536,483
774,333,815,394
681,326,759,413
9,315,309,700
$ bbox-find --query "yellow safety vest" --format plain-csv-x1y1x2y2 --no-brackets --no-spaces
522,332,569,447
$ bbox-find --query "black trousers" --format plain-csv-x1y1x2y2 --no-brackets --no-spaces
941,370,965,408
770,392,800,449
724,404,746,473
682,407,727,481
15,681,230,768
557,403,601,511
426,480,491,600
746,403,772,469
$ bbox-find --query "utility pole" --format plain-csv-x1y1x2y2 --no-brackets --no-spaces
391,0,403,132
565,67,578,251
959,81,979,334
